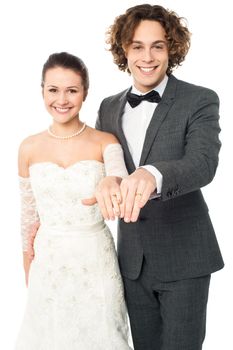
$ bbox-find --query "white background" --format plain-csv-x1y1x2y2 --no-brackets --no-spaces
0,0,232,349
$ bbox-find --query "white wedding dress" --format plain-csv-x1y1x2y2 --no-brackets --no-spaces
15,154,132,349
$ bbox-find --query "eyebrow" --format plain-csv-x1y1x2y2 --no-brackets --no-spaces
131,40,167,44
46,85,80,89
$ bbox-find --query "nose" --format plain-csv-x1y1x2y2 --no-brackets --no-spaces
142,48,154,62
57,92,68,105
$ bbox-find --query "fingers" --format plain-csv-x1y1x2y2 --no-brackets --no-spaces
119,182,128,219
82,194,114,220
91,191,121,220
138,187,152,208
81,197,97,206
82,194,120,220
122,183,146,223
130,188,151,222
120,169,156,222
130,193,143,222
123,188,137,223
91,177,122,221
111,193,121,217
103,193,115,220
95,189,115,220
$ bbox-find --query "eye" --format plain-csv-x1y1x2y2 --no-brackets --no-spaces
153,43,166,51
48,88,58,93
68,89,78,94
132,45,142,50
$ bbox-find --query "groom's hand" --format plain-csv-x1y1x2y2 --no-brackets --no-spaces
82,176,122,220
120,168,156,223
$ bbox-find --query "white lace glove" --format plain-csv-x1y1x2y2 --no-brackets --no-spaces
103,144,128,178
19,177,39,252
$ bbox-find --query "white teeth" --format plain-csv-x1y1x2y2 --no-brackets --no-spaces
55,107,70,112
140,67,155,72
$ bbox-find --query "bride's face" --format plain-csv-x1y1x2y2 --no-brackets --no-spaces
42,66,85,124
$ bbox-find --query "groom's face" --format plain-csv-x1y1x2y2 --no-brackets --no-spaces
125,20,169,93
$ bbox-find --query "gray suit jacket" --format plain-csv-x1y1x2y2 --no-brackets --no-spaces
96,75,224,281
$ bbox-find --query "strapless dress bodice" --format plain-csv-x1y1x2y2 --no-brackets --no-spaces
29,160,105,230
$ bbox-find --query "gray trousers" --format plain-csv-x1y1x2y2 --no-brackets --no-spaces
123,259,211,350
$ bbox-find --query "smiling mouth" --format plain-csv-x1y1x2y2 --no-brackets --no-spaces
139,66,158,73
54,107,71,113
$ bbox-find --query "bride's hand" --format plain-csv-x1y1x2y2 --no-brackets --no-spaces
82,176,122,220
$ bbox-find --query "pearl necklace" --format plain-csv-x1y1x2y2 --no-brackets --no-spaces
48,123,86,139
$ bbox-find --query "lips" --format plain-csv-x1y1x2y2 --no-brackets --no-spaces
54,107,71,113
140,67,156,72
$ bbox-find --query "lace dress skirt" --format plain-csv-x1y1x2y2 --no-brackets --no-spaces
15,222,131,350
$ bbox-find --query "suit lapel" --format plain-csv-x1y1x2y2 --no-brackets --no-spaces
114,90,136,173
139,75,178,166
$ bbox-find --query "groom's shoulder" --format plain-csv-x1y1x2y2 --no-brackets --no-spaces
173,75,219,100
101,88,129,106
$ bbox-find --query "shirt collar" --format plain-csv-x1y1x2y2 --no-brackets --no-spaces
131,74,168,97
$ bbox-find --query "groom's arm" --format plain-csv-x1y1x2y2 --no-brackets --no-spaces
95,88,221,221
151,89,221,201
118,88,221,223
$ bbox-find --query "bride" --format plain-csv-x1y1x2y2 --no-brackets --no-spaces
15,52,132,349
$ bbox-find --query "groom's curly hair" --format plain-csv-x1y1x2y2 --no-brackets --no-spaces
106,4,191,75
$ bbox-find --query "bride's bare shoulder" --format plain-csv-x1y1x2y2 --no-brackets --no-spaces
19,130,47,155
87,126,119,145
20,130,47,146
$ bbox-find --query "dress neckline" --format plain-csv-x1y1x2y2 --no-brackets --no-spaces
29,160,104,171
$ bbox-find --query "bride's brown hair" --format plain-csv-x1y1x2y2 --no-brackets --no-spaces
41,52,89,97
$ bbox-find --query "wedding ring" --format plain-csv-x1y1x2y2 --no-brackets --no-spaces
111,193,121,204
136,193,142,196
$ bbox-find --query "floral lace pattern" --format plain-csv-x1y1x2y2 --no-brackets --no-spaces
16,160,132,349
103,143,128,178
19,177,39,251
29,160,105,229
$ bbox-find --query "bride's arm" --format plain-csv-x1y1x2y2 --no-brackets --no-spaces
82,133,128,220
18,139,39,286
92,133,128,220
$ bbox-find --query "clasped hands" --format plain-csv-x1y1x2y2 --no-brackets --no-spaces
82,168,157,223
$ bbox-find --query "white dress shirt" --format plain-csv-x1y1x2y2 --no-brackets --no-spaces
122,75,168,196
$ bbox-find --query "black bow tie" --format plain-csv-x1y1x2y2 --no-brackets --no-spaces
126,89,161,108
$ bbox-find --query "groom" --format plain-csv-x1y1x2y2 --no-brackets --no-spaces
92,4,224,350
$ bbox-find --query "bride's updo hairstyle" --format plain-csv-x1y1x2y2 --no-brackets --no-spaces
41,52,89,99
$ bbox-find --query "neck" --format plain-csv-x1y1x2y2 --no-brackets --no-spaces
51,119,81,137
132,74,169,95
